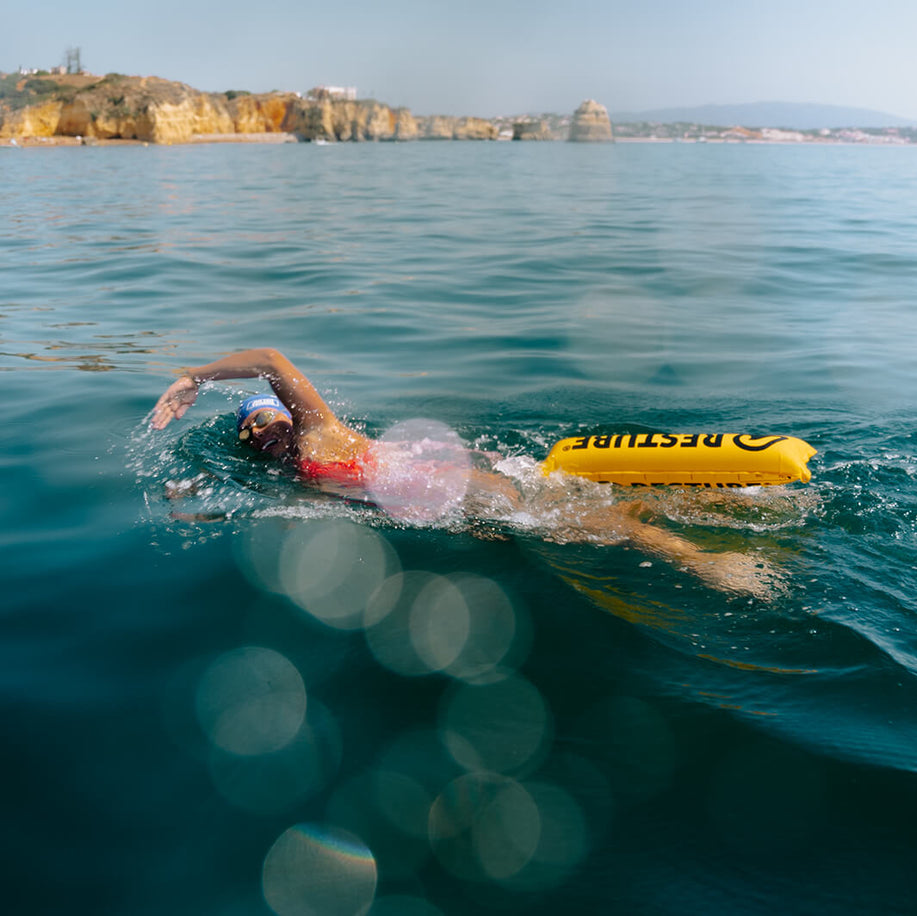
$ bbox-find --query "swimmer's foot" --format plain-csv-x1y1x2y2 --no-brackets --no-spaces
683,550,786,600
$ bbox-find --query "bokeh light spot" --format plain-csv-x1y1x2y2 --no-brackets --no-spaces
325,770,433,880
439,675,552,775
365,572,526,683
195,646,306,756
409,575,471,672
262,823,377,916
207,699,342,814
366,419,471,524
364,571,442,677
235,517,292,595
497,781,590,891
279,519,399,630
428,772,540,883
439,574,523,683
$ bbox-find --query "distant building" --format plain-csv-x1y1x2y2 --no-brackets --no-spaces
307,85,357,102
17,55,78,78
761,127,805,143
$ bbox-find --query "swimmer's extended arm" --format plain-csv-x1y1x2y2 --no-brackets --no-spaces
151,348,336,431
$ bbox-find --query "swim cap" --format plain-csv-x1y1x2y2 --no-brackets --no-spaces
236,395,292,429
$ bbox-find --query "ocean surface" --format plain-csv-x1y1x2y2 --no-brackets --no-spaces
3,139,917,915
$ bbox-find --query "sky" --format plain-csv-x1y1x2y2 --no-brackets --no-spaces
4,0,917,119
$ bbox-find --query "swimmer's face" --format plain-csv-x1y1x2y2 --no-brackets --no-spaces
239,409,295,458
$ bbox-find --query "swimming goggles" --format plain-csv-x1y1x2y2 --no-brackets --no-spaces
238,409,287,440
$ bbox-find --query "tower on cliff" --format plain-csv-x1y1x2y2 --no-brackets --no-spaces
65,47,82,75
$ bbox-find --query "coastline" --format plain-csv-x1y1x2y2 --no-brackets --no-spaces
0,132,300,148
3,73,914,148
4,133,912,149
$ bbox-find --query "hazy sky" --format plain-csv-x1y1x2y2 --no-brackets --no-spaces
4,0,916,118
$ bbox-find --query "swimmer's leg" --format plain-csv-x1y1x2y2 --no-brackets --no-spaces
463,471,782,599
570,501,784,600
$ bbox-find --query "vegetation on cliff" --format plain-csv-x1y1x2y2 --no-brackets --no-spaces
0,71,84,108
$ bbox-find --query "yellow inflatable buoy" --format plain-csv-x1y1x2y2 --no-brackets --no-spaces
543,432,816,487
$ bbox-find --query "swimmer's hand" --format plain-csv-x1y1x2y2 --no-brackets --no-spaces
151,374,199,430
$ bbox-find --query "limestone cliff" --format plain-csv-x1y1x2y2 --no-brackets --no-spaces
393,109,418,140
229,92,298,133
569,99,613,142
0,74,420,144
453,117,497,140
415,115,497,140
60,77,173,140
0,98,63,138
0,75,237,143
284,98,412,141
1,72,609,145
416,116,455,140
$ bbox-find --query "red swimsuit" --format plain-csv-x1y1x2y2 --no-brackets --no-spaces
297,452,372,488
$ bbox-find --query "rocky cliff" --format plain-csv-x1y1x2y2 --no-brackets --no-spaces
414,116,497,140
0,72,612,145
230,92,298,134
569,99,613,142
293,98,409,141
0,74,422,144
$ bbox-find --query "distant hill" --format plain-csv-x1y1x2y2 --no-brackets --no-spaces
609,101,917,129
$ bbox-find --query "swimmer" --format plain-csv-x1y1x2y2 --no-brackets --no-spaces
152,348,782,598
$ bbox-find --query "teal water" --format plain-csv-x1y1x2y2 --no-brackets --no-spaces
4,141,917,915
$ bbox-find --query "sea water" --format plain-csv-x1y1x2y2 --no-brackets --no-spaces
3,140,917,915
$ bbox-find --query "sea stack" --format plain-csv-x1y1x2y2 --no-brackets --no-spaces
569,99,613,142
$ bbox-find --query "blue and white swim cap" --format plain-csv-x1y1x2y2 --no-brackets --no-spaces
236,394,292,429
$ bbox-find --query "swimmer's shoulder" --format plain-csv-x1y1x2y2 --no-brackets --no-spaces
295,418,373,463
